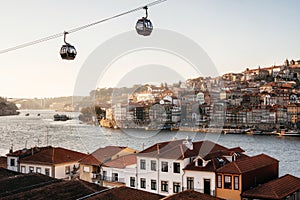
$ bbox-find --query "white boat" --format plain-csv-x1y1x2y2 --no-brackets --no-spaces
281,130,300,137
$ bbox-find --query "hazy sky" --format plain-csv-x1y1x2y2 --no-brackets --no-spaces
1,0,300,98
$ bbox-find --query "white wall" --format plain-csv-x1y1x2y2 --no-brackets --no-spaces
137,156,186,196
102,164,136,186
7,156,19,172
183,170,215,196
55,162,79,179
19,163,52,177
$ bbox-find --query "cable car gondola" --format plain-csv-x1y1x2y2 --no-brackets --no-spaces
60,31,77,60
135,6,153,36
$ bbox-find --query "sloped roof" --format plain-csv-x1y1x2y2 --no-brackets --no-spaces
1,178,106,200
242,174,300,199
161,190,223,200
103,154,137,169
84,186,163,200
184,151,249,172
138,140,228,160
217,154,278,174
79,146,127,165
6,146,49,157
0,167,20,181
20,146,87,165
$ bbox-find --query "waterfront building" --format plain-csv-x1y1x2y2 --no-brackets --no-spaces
216,154,278,200
135,138,244,196
79,146,137,184
101,154,137,188
7,146,87,179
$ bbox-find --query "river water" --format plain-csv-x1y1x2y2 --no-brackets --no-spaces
0,110,299,177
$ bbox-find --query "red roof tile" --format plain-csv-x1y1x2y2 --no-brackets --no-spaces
161,190,223,200
139,140,228,160
217,154,278,174
242,174,300,199
85,186,163,200
103,154,137,169
20,146,87,165
79,146,127,165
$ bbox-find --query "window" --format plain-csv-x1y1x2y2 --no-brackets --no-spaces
161,161,168,172
45,168,50,176
151,160,156,171
83,166,90,172
140,178,146,189
21,166,26,173
36,167,41,173
10,158,15,167
130,177,135,187
151,179,157,190
173,182,181,193
187,177,194,190
234,176,239,190
65,166,70,175
112,173,118,182
197,159,203,167
161,181,168,192
140,159,146,170
224,175,232,189
29,166,34,173
173,162,180,173
103,171,107,180
217,174,222,188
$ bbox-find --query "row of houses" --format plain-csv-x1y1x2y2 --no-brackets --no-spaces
4,139,300,200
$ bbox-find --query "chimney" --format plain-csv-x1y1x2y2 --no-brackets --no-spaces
183,136,193,150
157,144,160,154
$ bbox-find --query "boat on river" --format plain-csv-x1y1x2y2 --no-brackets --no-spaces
53,114,71,121
280,130,300,137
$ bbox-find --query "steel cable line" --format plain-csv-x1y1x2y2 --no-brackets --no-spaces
0,0,167,55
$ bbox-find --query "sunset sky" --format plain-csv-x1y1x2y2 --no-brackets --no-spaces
1,0,300,98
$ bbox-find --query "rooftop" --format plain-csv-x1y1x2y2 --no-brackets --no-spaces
103,154,137,169
0,167,106,200
161,190,223,200
84,186,163,200
138,139,228,160
242,174,300,199
19,146,87,165
79,146,128,166
217,153,278,174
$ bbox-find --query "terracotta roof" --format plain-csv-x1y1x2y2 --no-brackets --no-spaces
79,146,127,165
161,190,223,200
6,146,49,157
85,186,163,200
217,154,278,174
0,167,20,181
0,173,58,198
103,154,137,169
139,140,228,160
184,152,249,172
20,146,87,165
1,178,106,200
242,174,300,199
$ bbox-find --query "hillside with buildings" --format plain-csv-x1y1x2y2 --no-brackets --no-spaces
87,58,300,132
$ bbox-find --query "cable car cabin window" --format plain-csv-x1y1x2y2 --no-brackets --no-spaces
135,18,153,36
60,44,76,60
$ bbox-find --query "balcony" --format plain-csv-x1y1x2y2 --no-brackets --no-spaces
101,176,125,183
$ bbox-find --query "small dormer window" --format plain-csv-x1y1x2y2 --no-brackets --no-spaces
10,158,15,167
197,159,203,167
